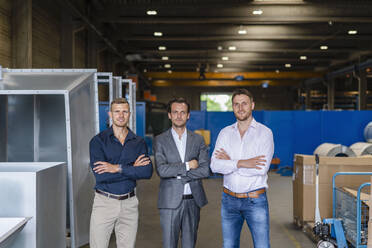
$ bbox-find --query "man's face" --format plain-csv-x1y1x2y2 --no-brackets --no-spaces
168,102,190,128
232,94,255,121
109,103,130,128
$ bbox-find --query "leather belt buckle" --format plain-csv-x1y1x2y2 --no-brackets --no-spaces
182,194,193,200
96,189,135,200
223,187,265,199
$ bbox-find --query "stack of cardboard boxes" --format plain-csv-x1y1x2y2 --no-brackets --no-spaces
293,154,372,224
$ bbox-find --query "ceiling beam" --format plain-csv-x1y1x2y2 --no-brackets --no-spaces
146,71,324,79
151,79,301,87
126,48,367,54
98,16,372,25
117,35,372,41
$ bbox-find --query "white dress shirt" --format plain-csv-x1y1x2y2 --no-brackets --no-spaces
210,118,274,193
171,128,192,195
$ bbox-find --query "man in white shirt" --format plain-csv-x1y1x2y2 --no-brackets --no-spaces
210,89,274,248
154,98,210,248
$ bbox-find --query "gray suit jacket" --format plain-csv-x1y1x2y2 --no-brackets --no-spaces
154,128,210,209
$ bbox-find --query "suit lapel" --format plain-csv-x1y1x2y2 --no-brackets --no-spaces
185,130,194,161
166,129,183,162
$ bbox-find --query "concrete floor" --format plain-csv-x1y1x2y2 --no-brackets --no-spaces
86,171,316,248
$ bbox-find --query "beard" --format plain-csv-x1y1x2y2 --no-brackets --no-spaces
234,111,251,121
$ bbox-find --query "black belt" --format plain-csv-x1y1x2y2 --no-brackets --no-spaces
96,189,135,200
183,194,193,199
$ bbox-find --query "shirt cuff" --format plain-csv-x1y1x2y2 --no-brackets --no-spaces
185,162,190,171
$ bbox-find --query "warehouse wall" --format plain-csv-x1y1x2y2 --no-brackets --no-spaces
32,0,61,68
0,0,11,67
152,86,297,110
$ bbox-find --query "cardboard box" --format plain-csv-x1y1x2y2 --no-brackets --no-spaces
293,154,372,222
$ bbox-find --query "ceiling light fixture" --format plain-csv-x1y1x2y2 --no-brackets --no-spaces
222,56,229,61
348,30,358,35
228,46,237,51
217,64,223,68
320,45,328,50
147,10,157,15
164,64,171,68
300,56,307,60
158,46,166,50
162,56,169,60
238,29,247,35
253,9,263,15
217,46,223,50
154,32,163,37
285,64,291,68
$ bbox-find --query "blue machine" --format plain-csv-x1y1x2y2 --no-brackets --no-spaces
315,172,372,248
188,110,372,168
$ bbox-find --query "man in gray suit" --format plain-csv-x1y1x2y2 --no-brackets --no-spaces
154,97,210,248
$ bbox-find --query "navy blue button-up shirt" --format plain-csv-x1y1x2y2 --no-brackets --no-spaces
89,127,153,195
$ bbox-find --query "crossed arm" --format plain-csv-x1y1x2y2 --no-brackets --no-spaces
90,139,153,183
154,136,210,180
210,130,274,176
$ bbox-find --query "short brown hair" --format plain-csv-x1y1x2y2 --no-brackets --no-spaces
110,98,129,111
232,88,254,102
167,97,190,113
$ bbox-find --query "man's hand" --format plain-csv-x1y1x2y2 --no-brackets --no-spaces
237,155,266,169
215,148,231,160
134,154,151,167
93,161,120,174
188,159,199,169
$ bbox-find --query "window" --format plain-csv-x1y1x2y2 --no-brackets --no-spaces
200,93,232,111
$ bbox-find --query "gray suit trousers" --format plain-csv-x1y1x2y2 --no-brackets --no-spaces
159,198,200,248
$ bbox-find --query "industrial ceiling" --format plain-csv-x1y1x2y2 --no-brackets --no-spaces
63,0,372,86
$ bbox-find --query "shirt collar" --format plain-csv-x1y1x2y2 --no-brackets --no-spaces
233,118,258,130
171,127,187,141
107,126,136,141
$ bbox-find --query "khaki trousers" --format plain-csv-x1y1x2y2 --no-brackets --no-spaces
90,192,139,248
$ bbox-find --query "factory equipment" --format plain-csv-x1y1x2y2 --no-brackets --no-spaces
350,142,372,156
314,143,356,157
364,121,372,142
0,162,66,248
0,68,99,248
0,218,31,248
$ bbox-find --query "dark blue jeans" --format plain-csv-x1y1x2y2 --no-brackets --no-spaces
221,191,270,248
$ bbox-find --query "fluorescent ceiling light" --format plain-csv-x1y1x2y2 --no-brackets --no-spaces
154,32,163,37
300,56,307,60
348,30,357,35
253,9,263,15
217,64,223,68
217,46,223,50
285,64,291,68
228,46,237,51
162,56,169,60
222,56,229,61
164,64,171,68
158,46,166,50
147,10,157,15
320,45,328,50
238,30,247,35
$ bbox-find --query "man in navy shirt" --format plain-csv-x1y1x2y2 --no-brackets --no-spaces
89,98,153,248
